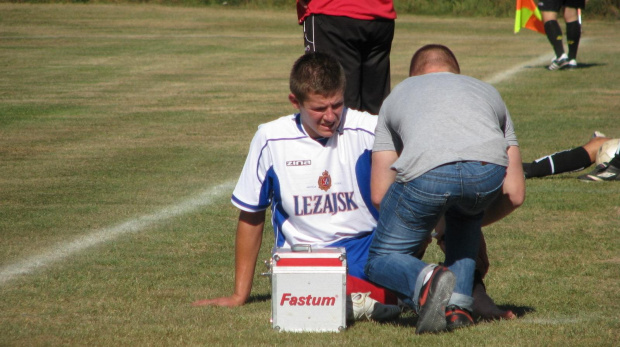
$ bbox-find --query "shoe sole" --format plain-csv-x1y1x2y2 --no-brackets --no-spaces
415,270,456,334
548,61,569,70
579,175,619,182
579,176,603,182
548,64,568,71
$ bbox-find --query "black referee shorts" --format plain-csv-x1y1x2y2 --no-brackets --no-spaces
303,14,394,115
538,0,586,12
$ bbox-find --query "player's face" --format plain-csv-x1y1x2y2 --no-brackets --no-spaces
289,91,344,139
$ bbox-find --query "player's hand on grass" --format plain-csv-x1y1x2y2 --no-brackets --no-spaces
191,294,246,307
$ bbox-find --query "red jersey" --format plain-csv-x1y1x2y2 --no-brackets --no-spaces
296,0,396,24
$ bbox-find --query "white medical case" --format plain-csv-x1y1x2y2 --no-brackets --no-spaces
269,245,347,332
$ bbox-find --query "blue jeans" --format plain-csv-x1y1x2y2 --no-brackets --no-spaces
365,161,506,311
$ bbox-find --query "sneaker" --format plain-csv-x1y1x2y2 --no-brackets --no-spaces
548,53,569,70
347,292,401,322
565,59,578,70
415,266,455,334
445,305,474,331
578,163,620,181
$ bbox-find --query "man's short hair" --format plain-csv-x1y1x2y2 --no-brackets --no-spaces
409,44,460,76
290,52,346,104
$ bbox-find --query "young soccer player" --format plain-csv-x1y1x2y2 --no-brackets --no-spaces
192,52,400,322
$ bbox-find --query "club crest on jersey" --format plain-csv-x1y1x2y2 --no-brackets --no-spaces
293,170,359,216
318,170,331,191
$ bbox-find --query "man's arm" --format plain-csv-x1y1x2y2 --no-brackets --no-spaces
371,150,399,209
192,210,266,307
481,145,526,226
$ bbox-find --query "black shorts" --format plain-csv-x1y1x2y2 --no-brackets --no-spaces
302,14,394,115
538,0,586,11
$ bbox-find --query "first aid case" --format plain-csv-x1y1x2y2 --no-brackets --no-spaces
269,245,347,332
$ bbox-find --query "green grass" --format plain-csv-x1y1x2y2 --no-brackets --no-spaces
1,4,619,346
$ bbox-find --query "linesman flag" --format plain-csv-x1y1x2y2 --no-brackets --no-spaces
514,0,545,34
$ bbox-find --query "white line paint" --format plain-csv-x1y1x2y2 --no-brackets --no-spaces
0,181,236,287
522,317,587,325
485,37,591,85
484,53,552,85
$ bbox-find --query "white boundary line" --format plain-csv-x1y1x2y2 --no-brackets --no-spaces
0,52,557,287
0,181,236,287
484,53,552,85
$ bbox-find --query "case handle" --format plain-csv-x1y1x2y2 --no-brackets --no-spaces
291,244,312,252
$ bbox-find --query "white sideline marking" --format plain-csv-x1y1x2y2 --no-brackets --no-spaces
485,53,552,85
0,181,236,287
523,317,586,325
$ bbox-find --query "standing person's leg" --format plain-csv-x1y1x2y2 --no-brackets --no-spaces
303,14,363,111
563,6,581,66
543,11,565,58
359,19,394,115
563,0,586,68
540,0,568,70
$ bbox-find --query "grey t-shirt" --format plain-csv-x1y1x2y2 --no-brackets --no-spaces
374,72,518,183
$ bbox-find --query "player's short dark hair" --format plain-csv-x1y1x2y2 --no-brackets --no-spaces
290,52,346,104
409,44,460,76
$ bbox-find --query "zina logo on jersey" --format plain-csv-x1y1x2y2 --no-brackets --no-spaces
294,170,359,216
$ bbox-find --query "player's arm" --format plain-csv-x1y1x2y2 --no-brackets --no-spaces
192,210,266,307
371,150,398,210
481,145,526,226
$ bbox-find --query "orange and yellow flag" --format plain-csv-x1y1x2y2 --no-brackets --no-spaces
514,0,545,34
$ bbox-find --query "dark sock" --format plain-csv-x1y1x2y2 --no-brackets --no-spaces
544,20,565,58
566,21,581,60
473,270,486,291
524,147,591,178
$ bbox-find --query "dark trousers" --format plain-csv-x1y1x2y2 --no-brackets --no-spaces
303,14,394,115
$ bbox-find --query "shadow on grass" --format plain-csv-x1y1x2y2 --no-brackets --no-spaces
360,304,536,329
247,293,271,304
524,62,605,70
497,304,536,318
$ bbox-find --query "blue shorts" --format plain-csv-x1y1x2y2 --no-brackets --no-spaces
328,232,374,281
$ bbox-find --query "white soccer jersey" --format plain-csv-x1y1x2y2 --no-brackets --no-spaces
231,108,379,248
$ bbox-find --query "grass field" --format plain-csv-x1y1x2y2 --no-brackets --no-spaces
1,4,619,346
